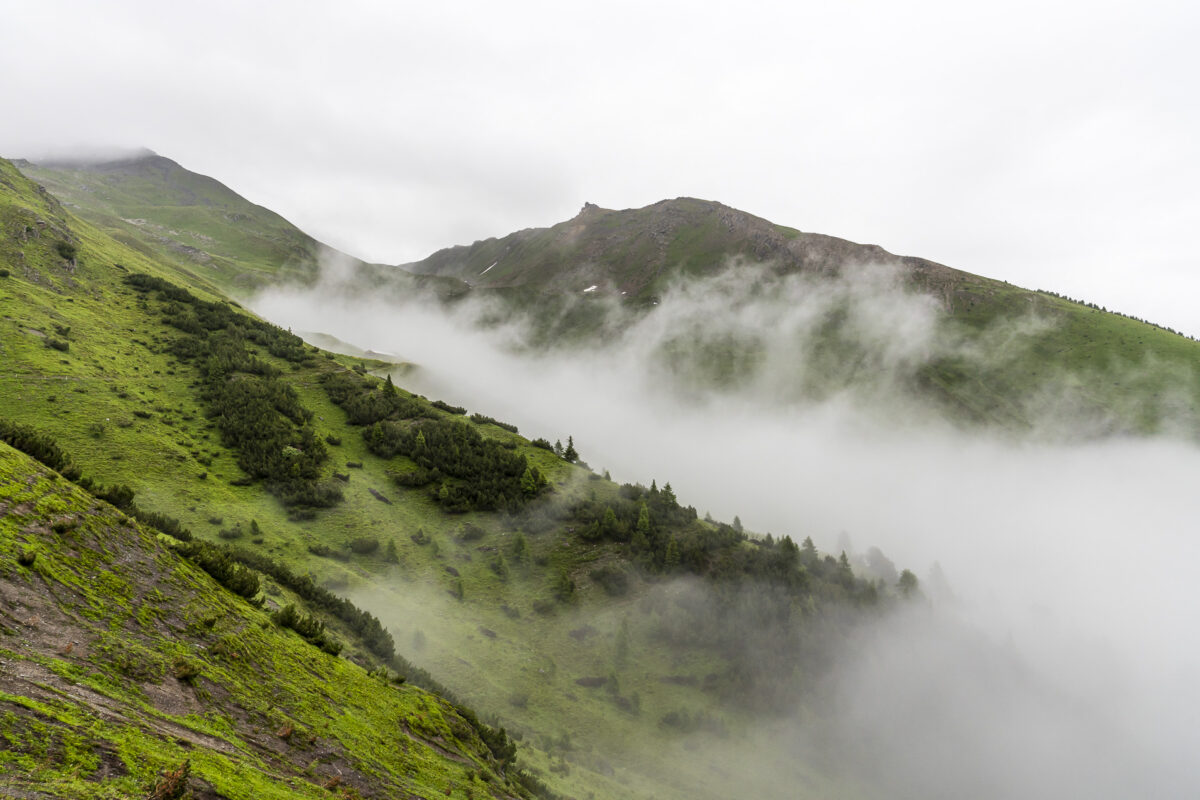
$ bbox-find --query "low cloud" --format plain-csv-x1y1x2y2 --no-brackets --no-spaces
250,254,1200,797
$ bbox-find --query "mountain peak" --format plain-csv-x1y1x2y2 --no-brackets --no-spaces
29,146,161,169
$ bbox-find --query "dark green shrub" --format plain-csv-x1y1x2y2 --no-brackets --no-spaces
55,241,77,260
218,524,244,540
589,565,630,596
349,536,379,555
176,541,260,598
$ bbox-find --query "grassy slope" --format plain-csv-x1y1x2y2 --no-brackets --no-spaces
16,154,469,303
0,442,526,800
0,157,861,799
16,153,327,294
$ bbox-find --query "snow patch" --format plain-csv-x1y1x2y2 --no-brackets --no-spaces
583,285,598,293
480,261,498,276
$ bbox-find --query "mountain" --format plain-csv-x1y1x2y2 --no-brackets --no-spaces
403,197,960,301
15,152,466,301
0,155,876,799
401,199,1200,435
7,149,1199,797
23,155,1199,439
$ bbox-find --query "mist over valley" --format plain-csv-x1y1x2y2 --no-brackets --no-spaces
250,245,1200,798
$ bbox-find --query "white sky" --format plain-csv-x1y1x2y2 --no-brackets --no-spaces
3,0,1197,336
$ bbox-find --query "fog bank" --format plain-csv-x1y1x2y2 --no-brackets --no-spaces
251,260,1200,797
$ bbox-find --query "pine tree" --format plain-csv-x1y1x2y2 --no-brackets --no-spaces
801,536,818,561
385,538,399,564
636,502,651,537
521,466,540,495
664,537,680,569
563,436,578,462
554,568,576,602
601,507,618,537
383,373,397,397
732,515,743,533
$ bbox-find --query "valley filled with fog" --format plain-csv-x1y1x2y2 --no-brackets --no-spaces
252,258,1200,798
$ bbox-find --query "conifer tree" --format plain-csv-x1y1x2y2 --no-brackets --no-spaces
665,537,680,569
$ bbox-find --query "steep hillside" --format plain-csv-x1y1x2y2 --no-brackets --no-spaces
0,441,531,799
0,155,883,799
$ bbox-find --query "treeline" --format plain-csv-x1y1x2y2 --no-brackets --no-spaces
124,274,340,511
272,604,343,656
322,372,545,512
567,479,879,603
1037,287,1197,341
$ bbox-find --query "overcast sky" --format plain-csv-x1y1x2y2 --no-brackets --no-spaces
3,0,1197,335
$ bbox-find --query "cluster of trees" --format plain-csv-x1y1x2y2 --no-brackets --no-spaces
175,540,261,599
430,399,466,415
469,413,518,434
321,371,546,512
124,274,340,511
272,603,343,656
566,480,885,608
321,372,431,425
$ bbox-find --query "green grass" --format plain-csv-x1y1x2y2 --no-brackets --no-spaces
0,443,525,799
2,156,867,799
16,150,1196,800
